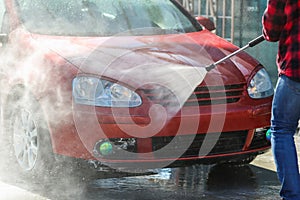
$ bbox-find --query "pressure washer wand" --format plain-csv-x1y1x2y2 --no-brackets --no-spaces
205,35,265,72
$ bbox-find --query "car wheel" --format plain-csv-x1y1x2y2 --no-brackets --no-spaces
4,87,55,180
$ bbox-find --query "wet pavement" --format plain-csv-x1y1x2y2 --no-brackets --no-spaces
2,136,300,200
82,164,280,200
0,150,283,200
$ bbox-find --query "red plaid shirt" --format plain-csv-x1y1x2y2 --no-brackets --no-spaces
262,0,300,81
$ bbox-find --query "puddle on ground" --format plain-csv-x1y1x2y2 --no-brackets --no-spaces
82,164,280,200
0,162,281,200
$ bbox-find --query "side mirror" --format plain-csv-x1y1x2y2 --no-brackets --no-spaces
0,33,8,46
195,16,215,31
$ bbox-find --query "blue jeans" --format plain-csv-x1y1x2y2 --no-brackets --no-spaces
271,75,300,200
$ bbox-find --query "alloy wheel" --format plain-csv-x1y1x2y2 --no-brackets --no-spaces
12,108,38,171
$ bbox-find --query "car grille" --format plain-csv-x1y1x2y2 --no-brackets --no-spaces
152,131,248,159
103,130,270,160
143,83,245,107
184,84,245,106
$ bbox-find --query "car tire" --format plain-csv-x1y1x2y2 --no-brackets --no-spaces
2,87,55,181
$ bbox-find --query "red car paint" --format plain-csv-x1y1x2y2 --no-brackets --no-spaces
0,0,272,169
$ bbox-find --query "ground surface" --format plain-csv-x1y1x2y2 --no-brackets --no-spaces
1,136,300,200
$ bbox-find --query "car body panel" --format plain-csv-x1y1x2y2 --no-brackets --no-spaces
0,0,272,169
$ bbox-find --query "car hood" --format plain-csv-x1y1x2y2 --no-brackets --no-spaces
32,30,259,90
35,31,259,84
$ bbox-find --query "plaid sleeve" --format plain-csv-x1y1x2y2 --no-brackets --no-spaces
262,0,287,42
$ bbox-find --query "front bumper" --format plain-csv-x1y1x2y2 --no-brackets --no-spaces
49,97,272,168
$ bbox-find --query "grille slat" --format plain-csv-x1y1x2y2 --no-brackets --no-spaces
192,90,243,99
186,94,243,103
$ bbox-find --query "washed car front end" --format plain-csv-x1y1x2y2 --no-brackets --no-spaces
0,0,273,174
69,33,273,169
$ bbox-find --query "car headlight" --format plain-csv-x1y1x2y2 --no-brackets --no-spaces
247,68,274,99
72,76,142,107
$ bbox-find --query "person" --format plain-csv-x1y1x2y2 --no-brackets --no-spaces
262,0,300,199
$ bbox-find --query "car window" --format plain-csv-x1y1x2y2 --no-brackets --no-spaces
15,0,202,36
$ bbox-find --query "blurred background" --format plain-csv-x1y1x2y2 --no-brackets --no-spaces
178,0,278,85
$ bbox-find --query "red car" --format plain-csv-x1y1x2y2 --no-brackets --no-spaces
0,0,273,176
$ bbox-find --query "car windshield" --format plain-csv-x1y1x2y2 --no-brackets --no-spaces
15,0,202,36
